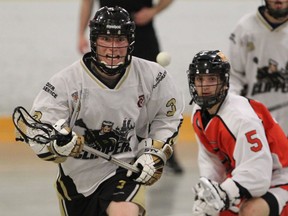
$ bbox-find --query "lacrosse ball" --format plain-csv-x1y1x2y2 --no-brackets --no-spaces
156,52,171,67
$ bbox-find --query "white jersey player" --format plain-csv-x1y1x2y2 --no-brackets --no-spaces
187,50,288,216
28,6,184,216
228,0,288,135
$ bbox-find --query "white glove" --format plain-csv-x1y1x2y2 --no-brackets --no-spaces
192,177,240,215
127,138,173,185
192,182,219,216
129,153,163,185
50,119,80,157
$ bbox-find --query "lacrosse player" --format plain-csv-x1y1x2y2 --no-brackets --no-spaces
228,0,288,135
187,50,288,216
78,0,184,174
28,6,184,216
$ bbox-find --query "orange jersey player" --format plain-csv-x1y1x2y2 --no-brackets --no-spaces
188,50,288,216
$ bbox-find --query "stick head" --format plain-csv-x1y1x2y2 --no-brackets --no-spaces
12,106,59,144
199,177,224,211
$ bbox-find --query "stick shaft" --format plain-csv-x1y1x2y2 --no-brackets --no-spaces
268,101,288,112
83,145,139,173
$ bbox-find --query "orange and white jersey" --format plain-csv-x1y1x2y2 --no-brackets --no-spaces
192,93,288,197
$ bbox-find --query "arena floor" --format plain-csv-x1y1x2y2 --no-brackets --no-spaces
0,140,199,216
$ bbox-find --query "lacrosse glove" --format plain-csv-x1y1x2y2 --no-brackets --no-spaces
50,119,84,157
192,177,241,215
127,138,173,185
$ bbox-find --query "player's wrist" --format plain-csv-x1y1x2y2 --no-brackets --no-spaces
29,141,67,163
220,178,241,210
137,138,173,164
127,139,173,185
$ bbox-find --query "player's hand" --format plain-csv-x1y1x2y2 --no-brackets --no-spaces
192,182,218,216
78,35,89,54
127,138,173,185
127,152,164,185
51,119,84,157
133,7,154,26
192,177,240,215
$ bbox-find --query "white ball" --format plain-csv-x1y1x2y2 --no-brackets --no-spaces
156,52,171,67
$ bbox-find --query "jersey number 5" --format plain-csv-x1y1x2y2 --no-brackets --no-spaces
245,130,263,152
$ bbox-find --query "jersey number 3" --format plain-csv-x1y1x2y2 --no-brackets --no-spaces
245,130,263,152
166,98,176,117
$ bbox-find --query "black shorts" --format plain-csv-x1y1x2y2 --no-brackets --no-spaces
59,169,146,216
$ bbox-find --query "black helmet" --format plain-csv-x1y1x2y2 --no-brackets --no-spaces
187,50,230,109
89,6,135,75
264,0,288,19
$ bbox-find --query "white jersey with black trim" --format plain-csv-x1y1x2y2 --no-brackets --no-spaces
30,55,184,198
228,6,288,134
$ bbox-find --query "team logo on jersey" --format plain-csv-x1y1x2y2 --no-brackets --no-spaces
229,33,236,44
74,118,135,160
153,70,167,88
252,58,288,95
71,91,81,112
246,41,255,52
137,95,145,107
229,32,255,51
71,91,79,102
43,82,57,98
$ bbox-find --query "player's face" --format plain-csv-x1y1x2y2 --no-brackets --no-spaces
266,0,288,19
96,35,129,67
266,0,288,11
194,74,222,96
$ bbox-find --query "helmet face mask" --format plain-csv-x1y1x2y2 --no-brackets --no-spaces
89,6,135,75
95,35,129,70
264,0,288,19
192,74,227,109
187,50,230,109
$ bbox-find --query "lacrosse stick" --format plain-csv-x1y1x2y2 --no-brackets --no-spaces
12,106,139,173
83,145,139,173
199,177,225,211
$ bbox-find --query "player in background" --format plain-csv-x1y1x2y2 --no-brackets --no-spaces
28,6,184,216
187,50,288,216
78,0,183,174
228,0,288,135
78,0,172,61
